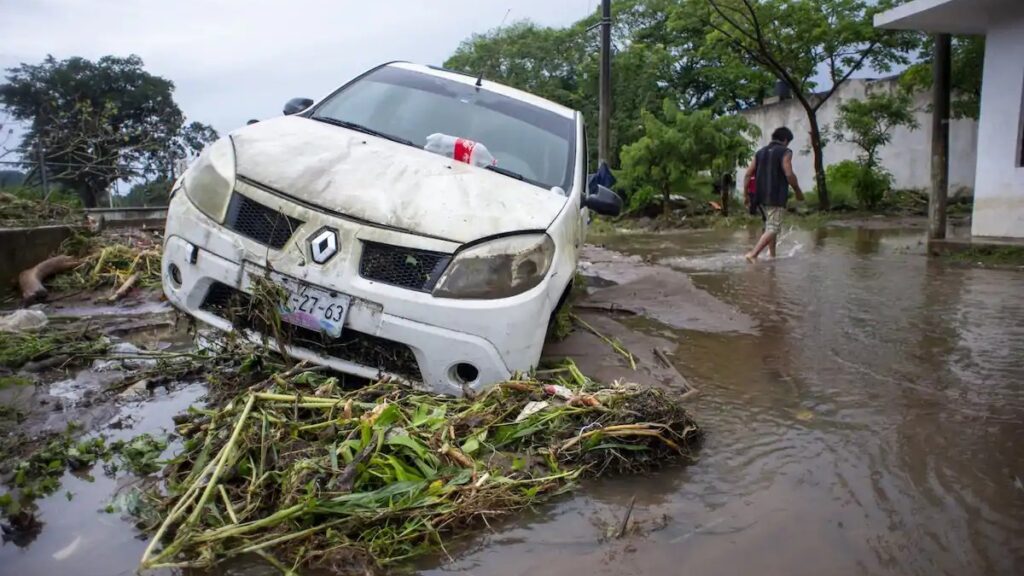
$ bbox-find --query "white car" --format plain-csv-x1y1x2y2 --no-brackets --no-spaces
161,62,621,394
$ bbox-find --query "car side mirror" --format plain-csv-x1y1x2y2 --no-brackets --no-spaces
283,97,314,116
583,185,623,217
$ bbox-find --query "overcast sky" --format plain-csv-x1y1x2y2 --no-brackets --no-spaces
1,0,597,139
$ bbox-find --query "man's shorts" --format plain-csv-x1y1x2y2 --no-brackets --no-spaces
763,206,784,234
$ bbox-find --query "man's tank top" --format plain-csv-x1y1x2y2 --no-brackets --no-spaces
755,142,791,207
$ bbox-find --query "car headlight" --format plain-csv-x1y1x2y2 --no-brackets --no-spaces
433,233,555,299
183,137,235,222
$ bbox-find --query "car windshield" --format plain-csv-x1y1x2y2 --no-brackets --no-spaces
311,66,575,191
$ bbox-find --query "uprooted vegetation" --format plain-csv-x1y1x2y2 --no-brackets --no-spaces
137,363,702,573
12,230,163,305
0,190,80,227
48,232,162,293
2,239,702,572
0,325,108,370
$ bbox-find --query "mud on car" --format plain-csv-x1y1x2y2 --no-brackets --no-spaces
161,62,621,394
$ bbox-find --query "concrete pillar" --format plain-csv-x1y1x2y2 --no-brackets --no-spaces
930,34,951,240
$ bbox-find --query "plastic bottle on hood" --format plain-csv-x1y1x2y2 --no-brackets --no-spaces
424,133,497,167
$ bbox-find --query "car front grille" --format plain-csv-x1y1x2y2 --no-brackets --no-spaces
199,282,422,381
224,193,302,249
359,241,450,292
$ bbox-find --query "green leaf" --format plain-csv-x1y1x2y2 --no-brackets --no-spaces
411,404,447,429
460,437,479,455
446,468,474,487
371,404,402,430
386,434,431,462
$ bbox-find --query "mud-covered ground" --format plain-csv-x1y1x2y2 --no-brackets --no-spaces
3,217,1023,576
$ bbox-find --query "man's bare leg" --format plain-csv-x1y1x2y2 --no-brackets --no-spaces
769,236,777,258
746,231,777,262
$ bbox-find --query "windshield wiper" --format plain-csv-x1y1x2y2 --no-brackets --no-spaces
312,117,416,148
484,164,525,181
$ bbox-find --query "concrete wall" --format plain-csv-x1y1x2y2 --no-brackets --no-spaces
85,206,168,229
972,14,1024,238
0,225,79,291
736,77,978,197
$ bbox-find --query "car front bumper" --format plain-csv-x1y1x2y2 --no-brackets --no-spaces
161,185,558,395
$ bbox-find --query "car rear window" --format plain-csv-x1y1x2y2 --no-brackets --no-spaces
312,66,576,192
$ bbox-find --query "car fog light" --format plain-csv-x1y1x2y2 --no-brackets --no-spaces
452,363,479,384
168,263,182,288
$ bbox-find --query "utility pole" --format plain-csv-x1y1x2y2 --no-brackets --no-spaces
598,0,612,166
929,34,951,241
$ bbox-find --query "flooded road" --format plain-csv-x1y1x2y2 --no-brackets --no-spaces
3,223,1023,576
424,224,1024,576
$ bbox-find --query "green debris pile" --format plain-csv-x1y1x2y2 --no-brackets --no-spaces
110,433,169,476
0,190,79,226
1,426,171,534
8,432,109,499
139,368,701,572
49,235,162,293
0,326,108,370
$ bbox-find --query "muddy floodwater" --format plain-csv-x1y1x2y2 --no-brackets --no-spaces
422,224,1024,576
3,222,1023,576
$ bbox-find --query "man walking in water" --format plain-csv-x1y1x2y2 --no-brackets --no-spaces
744,127,804,262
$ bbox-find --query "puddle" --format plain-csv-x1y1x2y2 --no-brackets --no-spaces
0,381,206,576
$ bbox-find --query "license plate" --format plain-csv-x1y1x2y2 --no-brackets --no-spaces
246,267,350,337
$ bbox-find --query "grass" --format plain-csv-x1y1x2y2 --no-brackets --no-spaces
136,362,702,572
945,245,1024,267
587,216,619,236
547,273,588,342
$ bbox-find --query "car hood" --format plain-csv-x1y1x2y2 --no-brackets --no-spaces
230,116,569,243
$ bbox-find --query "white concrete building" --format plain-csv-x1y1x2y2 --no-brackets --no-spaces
877,0,1024,239
736,77,978,198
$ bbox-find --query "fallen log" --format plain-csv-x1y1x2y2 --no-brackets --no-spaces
19,255,79,305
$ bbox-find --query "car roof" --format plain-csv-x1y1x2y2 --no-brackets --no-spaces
385,62,577,120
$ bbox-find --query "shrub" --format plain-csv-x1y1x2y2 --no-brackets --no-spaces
852,165,893,209
812,161,860,209
618,101,757,215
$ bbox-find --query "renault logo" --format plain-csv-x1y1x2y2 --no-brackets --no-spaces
310,228,338,264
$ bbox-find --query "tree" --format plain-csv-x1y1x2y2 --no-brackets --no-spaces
445,22,589,111
0,55,217,207
444,1,771,167
901,35,984,119
0,113,15,160
119,177,173,207
619,100,758,215
698,0,919,210
0,170,25,188
708,114,761,215
834,91,918,170
832,90,918,208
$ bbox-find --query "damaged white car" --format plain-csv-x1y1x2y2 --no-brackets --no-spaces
161,62,621,394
